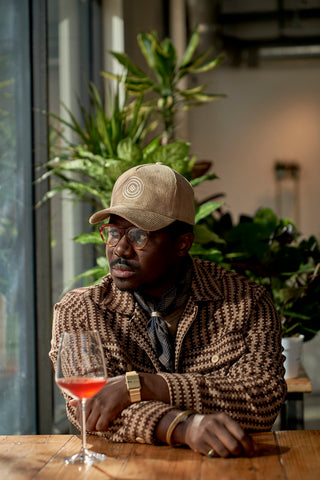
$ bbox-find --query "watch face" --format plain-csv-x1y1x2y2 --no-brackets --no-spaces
128,378,140,388
126,372,141,402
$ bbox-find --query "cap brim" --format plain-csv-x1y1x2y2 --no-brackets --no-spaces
89,206,176,231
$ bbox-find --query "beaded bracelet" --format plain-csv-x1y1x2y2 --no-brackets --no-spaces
166,410,195,447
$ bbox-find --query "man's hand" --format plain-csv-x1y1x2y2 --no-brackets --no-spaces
184,412,255,457
70,375,130,431
70,372,170,432
156,411,255,457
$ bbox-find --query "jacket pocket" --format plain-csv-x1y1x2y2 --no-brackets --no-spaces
181,331,247,374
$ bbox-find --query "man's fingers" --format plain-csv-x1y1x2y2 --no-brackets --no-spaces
187,413,255,458
204,439,231,458
86,405,110,431
95,414,110,431
221,415,255,456
207,423,245,457
85,404,101,431
199,420,240,457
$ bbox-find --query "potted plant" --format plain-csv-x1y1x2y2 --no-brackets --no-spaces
197,206,320,377
37,27,225,290
103,27,225,144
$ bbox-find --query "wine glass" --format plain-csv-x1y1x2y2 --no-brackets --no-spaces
55,331,107,465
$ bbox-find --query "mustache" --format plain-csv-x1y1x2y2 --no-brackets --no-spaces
110,258,136,269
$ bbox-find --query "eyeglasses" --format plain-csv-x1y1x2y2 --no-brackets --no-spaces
98,224,150,250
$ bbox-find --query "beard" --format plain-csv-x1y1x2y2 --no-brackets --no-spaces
116,285,134,292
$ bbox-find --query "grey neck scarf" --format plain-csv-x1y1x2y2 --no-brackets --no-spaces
134,258,192,372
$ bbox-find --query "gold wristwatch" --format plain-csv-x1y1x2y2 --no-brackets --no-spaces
125,371,141,403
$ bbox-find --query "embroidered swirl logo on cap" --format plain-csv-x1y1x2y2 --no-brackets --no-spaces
122,176,144,200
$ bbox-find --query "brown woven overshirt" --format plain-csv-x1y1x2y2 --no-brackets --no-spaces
49,257,286,444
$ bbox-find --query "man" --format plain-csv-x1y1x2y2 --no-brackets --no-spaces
50,163,286,458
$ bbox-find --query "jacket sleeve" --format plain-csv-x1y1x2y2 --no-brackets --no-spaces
158,287,287,432
49,290,175,444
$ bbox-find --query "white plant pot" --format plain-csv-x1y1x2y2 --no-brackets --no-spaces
281,335,304,379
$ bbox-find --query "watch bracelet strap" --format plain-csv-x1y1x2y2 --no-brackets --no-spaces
128,387,141,402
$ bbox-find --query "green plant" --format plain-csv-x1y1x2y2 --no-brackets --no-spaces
37,28,225,291
104,26,225,143
38,81,221,289
37,83,151,210
200,207,320,341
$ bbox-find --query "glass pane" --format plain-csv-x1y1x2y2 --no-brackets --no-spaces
48,0,100,433
0,1,36,433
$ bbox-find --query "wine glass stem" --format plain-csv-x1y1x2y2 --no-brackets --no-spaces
81,399,87,451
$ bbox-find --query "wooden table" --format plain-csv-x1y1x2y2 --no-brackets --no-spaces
281,366,312,430
1,430,319,479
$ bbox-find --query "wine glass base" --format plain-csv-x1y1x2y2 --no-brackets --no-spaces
64,448,106,465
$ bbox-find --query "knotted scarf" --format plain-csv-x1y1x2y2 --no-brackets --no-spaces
134,259,192,372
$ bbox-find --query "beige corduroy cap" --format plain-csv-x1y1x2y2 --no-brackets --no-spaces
89,163,195,231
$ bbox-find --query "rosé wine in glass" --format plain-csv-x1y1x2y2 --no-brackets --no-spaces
56,377,107,399
55,331,107,465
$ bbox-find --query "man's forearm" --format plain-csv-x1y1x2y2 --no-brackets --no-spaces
139,372,170,403
155,409,191,445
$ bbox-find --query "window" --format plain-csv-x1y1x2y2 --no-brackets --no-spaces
0,0,36,434
47,0,103,432
0,0,103,435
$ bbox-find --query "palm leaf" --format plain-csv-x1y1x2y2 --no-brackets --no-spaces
189,56,225,74
110,51,146,77
137,32,158,72
180,27,200,67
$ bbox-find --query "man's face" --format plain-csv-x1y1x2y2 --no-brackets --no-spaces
106,215,185,296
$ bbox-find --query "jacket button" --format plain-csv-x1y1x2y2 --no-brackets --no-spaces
136,437,146,444
211,354,219,364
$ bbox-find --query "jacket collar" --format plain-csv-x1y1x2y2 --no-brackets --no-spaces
99,276,136,316
190,257,224,302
